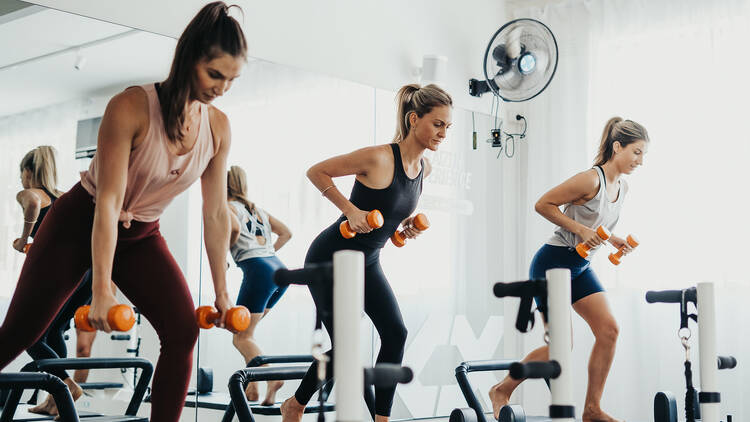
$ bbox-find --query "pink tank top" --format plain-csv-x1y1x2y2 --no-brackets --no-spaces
80,84,215,228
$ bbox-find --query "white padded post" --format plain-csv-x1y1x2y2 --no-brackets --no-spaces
333,250,365,422
547,268,574,421
697,282,719,422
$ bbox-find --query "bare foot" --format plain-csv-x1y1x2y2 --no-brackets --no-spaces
582,405,622,422
261,380,284,406
280,396,305,422
29,378,83,416
29,394,58,416
488,384,511,420
245,381,259,402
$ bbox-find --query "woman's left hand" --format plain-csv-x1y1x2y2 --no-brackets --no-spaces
609,235,633,255
12,238,27,253
401,216,424,240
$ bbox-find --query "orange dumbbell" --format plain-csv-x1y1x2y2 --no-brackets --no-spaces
608,234,639,265
575,225,611,258
196,305,251,332
23,243,31,254
74,304,136,332
391,213,430,247
339,210,384,239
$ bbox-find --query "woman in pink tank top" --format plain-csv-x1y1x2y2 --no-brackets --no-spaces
0,3,247,421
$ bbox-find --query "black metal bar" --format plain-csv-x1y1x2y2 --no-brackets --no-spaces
646,288,697,304
22,357,153,416
247,355,314,367
509,361,560,380
717,355,737,370
274,263,333,287
0,372,79,422
364,364,413,387
457,360,516,374
455,365,487,422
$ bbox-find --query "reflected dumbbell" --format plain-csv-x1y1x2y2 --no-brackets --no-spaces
74,304,136,332
196,305,250,332
339,210,384,239
391,213,430,247
575,225,611,258
608,234,639,265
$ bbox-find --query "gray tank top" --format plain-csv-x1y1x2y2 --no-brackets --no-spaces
547,166,627,259
229,200,275,263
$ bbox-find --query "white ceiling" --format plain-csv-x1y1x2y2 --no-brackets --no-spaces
0,5,176,117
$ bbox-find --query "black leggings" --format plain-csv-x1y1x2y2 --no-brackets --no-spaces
294,226,407,417
25,270,92,381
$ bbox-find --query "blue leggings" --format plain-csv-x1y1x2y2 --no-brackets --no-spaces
530,244,605,304
236,256,288,313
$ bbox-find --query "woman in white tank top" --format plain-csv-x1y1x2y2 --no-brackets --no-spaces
226,165,292,404
489,117,650,422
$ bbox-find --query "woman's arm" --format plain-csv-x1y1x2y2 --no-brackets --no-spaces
306,145,389,233
13,190,41,251
534,169,604,248
201,108,232,328
267,213,292,251
89,89,144,332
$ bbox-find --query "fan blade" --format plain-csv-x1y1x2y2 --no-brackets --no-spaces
505,26,524,59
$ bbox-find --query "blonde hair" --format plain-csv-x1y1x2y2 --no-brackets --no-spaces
393,83,453,143
594,117,650,166
20,146,62,197
227,165,254,213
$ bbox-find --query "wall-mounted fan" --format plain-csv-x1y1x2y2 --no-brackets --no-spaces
470,18,558,101
468,18,558,157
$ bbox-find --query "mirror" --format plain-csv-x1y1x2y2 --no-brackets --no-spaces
0,1,510,419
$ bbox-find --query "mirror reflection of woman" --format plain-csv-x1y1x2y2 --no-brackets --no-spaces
226,165,292,404
16,147,116,415
0,3,247,421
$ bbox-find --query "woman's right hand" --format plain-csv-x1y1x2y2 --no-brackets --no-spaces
12,238,26,253
578,226,605,248
89,287,119,333
344,208,374,233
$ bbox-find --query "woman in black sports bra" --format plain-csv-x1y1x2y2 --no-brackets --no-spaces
14,146,62,251
281,84,453,422
14,146,100,415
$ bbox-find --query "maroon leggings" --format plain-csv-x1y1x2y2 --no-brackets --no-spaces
0,183,198,422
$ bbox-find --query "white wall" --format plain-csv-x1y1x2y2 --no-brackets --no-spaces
27,0,504,111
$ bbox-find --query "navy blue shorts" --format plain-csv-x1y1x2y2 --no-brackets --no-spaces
529,244,604,304
236,255,288,313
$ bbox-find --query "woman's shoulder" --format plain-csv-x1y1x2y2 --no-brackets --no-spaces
16,188,44,207
207,105,229,152
105,86,150,123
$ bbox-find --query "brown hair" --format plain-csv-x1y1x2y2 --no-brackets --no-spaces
227,165,254,214
594,117,650,166
393,84,453,142
160,1,247,141
19,146,62,197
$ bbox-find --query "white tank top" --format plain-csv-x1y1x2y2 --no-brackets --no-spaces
547,166,627,259
229,200,275,262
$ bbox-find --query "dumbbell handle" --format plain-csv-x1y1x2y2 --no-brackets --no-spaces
391,214,430,247
340,210,384,239
575,226,611,258
75,304,135,332
609,234,639,265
